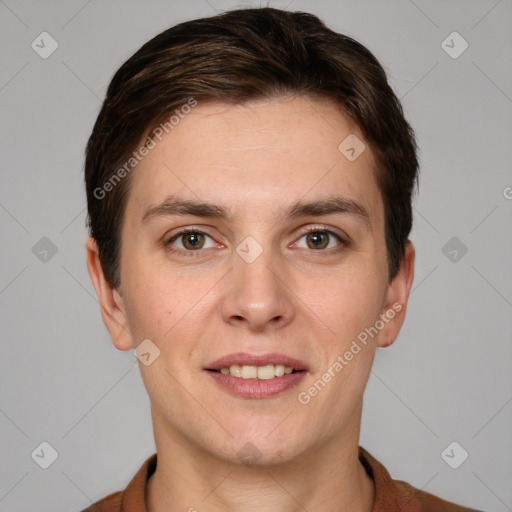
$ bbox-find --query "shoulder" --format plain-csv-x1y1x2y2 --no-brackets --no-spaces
392,479,484,512
359,446,484,512
79,453,157,512
80,491,122,512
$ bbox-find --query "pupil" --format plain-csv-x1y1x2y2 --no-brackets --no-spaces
185,233,202,248
308,232,327,249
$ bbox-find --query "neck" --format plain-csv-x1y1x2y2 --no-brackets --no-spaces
146,408,374,512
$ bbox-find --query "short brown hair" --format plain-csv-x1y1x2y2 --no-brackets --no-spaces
85,7,419,288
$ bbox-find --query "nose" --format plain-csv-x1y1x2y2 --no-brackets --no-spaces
220,247,295,332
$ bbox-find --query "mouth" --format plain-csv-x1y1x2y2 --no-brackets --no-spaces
207,364,301,380
204,353,308,398
205,352,308,376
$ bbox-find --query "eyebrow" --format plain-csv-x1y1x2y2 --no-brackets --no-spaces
141,194,370,227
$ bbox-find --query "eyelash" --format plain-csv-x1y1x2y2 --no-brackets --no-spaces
165,226,349,258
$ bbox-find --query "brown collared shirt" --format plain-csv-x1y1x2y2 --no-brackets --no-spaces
81,447,482,512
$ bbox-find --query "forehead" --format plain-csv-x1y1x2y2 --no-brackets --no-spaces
125,95,383,228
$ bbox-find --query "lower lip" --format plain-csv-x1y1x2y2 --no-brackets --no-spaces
205,370,307,399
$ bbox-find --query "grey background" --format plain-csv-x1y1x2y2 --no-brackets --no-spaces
1,0,511,510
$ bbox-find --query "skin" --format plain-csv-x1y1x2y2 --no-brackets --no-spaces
87,95,415,512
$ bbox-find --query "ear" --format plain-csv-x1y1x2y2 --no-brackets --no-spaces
377,241,415,348
85,237,133,351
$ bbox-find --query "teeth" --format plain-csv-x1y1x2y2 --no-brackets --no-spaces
241,365,257,379
218,364,297,379
257,365,274,380
230,365,242,377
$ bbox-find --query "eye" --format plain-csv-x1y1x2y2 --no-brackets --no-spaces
167,229,218,254
165,226,347,257
293,228,347,251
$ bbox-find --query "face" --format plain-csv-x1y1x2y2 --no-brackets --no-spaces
87,95,414,466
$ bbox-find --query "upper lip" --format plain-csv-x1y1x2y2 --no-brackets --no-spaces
206,352,308,371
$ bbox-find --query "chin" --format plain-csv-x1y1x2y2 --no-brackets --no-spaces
208,429,311,468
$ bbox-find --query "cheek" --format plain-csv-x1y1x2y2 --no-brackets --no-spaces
122,258,217,355
304,263,386,343
121,266,176,342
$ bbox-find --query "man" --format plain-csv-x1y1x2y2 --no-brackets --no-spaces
83,7,481,511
